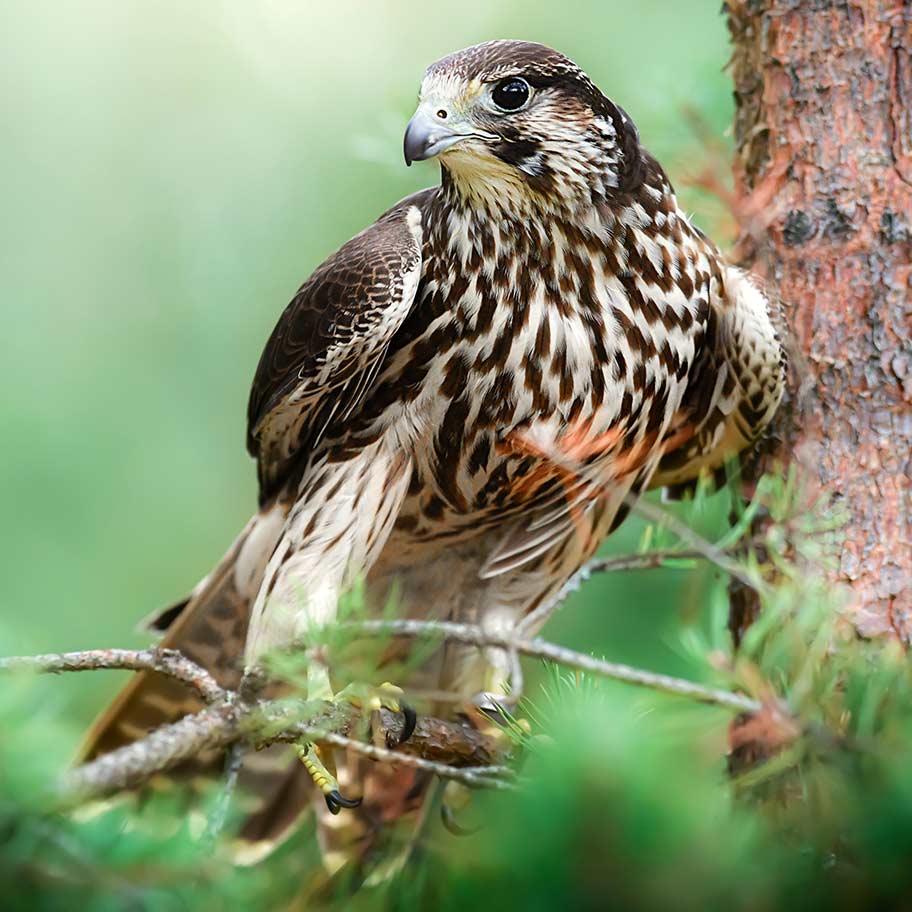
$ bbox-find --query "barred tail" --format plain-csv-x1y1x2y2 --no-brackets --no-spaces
78,504,322,857
81,508,279,761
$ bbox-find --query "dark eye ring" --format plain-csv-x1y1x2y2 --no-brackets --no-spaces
491,77,531,112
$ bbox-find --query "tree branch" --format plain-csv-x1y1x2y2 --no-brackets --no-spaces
51,690,501,807
0,647,225,704
3,608,765,809
340,619,762,714
61,700,241,802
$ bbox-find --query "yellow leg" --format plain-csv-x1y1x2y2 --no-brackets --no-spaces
295,665,362,814
294,668,416,813
335,680,405,713
296,742,361,815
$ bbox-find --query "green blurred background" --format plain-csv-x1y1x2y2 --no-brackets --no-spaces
0,0,736,735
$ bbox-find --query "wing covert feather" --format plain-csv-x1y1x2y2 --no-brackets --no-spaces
247,197,427,502
651,267,785,490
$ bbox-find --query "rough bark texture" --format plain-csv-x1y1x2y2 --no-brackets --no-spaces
726,0,912,639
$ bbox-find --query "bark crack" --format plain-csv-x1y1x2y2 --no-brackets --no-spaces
888,39,912,189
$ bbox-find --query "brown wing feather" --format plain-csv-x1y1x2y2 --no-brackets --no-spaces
247,192,430,504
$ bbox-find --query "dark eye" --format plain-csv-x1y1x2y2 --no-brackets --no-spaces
491,77,530,112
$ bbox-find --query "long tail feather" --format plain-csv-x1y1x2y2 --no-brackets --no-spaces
77,504,321,856
80,511,269,761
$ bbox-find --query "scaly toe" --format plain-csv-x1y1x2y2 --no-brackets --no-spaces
368,681,405,713
336,681,404,713
297,742,363,814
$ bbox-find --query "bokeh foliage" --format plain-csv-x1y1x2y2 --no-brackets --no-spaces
5,472,912,910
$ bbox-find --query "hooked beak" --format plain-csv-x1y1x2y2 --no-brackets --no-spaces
403,106,473,166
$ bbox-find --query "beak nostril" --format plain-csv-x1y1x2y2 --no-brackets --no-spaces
404,107,464,166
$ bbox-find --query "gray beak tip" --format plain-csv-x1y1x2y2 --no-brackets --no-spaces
403,112,432,167
403,107,464,167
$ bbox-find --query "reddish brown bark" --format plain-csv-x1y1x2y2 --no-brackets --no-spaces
726,1,912,639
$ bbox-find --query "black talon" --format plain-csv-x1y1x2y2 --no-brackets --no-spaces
325,789,362,815
440,802,480,837
398,703,417,745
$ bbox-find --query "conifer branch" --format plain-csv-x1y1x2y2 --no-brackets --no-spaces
51,695,502,806
1,605,763,808
0,647,225,704
340,619,763,714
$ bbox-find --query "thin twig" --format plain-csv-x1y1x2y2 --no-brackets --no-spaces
0,648,225,704
522,435,767,596
518,549,706,636
342,619,762,714
629,497,769,596
585,549,706,574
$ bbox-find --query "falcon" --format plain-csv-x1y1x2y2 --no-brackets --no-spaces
83,40,785,873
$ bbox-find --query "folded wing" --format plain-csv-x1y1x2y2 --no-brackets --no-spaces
248,197,427,503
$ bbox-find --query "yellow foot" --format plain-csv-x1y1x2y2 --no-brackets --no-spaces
295,681,418,814
334,681,417,745
295,741,362,815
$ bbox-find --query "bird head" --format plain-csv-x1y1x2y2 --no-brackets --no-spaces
404,40,644,209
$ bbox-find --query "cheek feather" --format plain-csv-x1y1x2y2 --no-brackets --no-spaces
518,150,547,177
472,98,618,206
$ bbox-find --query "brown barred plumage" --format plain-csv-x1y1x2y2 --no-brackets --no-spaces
82,39,785,876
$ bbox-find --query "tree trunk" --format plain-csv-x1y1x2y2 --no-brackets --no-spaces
725,1,912,640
